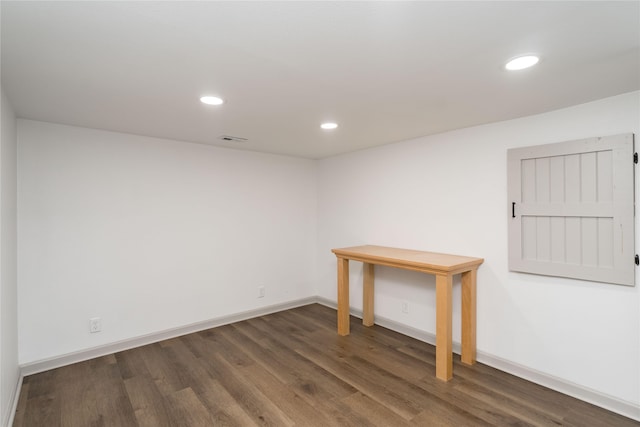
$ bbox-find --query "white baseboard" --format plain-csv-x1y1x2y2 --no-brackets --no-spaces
315,296,640,422
20,297,316,376
17,296,640,423
4,372,22,427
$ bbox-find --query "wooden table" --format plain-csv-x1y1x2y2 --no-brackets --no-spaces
331,245,484,381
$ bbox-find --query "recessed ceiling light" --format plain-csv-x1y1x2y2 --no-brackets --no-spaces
200,96,224,105
321,122,338,130
505,55,539,71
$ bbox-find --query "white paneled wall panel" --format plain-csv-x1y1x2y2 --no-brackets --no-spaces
508,134,635,285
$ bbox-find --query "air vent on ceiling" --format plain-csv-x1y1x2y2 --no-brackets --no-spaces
219,135,248,142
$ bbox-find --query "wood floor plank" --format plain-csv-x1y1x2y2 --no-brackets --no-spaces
193,382,259,427
136,343,190,396
160,334,259,426
307,323,436,375
451,377,565,426
57,364,100,427
21,394,61,427
198,351,295,426
295,343,423,420
206,404,260,427
92,363,138,426
163,387,217,426
199,325,256,368
238,362,337,427
25,369,58,400
115,348,154,381
123,375,173,427
411,404,493,427
296,321,563,426
13,304,639,427
270,312,447,418
222,322,372,426
158,337,209,394
341,391,414,427
228,320,358,400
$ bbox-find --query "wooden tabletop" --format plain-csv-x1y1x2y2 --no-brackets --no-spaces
332,245,484,275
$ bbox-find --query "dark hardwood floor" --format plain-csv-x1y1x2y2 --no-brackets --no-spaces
13,304,639,426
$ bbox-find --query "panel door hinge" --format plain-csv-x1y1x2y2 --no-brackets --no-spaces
635,254,639,266
634,152,638,164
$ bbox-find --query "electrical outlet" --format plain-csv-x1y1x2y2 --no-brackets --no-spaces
401,302,409,314
89,317,102,333
258,286,265,298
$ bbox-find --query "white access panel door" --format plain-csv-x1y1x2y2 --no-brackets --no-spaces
508,134,635,286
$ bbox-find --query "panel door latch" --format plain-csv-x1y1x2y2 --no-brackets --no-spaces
634,152,638,164
635,255,639,266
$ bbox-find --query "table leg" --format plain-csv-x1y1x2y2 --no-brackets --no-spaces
337,257,350,336
461,269,477,365
436,274,453,381
363,263,374,327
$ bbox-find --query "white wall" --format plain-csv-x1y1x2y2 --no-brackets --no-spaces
17,120,317,364
317,91,640,407
0,88,19,426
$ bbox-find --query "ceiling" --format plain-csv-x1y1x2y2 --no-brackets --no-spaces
2,1,639,159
